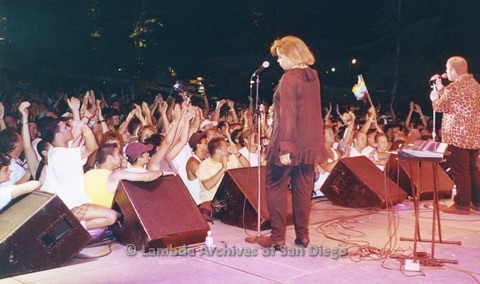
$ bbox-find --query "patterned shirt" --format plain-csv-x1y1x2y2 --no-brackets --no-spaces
433,74,480,149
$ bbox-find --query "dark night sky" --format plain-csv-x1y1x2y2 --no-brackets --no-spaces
1,0,480,112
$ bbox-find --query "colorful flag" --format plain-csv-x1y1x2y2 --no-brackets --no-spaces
352,75,368,101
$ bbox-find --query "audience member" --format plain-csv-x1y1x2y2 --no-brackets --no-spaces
0,153,41,210
196,136,249,220
39,92,117,235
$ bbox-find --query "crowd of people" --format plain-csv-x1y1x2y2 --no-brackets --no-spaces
0,48,477,247
0,77,438,224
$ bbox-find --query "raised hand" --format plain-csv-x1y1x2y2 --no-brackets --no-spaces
367,105,375,115
67,97,81,112
81,90,97,119
217,99,227,109
259,104,265,114
0,102,5,119
96,99,104,121
153,95,162,110
141,101,150,114
18,101,31,119
158,101,168,114
414,104,423,114
227,142,238,155
348,111,356,122
221,155,229,170
126,108,136,121
133,103,142,116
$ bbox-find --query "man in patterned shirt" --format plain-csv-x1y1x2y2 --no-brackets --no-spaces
430,56,480,215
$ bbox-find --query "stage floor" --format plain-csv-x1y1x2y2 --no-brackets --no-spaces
2,198,479,284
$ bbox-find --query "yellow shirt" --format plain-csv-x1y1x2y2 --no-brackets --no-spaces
84,169,113,208
197,156,241,203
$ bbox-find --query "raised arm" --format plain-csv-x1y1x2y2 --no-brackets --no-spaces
141,101,153,126
51,92,65,111
414,103,427,127
134,104,148,126
336,104,347,125
18,101,40,177
157,101,170,133
96,99,109,134
147,106,184,170
189,106,201,137
150,95,161,117
70,91,97,148
337,111,356,155
67,96,81,121
212,99,226,122
227,100,239,123
117,108,136,135
200,89,210,119
360,105,376,133
405,101,414,131
389,99,397,123
0,102,6,130
80,123,99,160
324,102,332,126
166,104,193,160
78,95,99,159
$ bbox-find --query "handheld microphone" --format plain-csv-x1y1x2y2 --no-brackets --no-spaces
429,73,447,87
251,61,270,77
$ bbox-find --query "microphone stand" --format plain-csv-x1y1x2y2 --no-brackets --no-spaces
431,85,437,142
245,74,264,244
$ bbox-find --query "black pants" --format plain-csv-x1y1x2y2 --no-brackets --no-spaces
447,145,480,208
265,161,314,243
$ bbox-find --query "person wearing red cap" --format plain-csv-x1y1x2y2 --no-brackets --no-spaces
125,142,154,169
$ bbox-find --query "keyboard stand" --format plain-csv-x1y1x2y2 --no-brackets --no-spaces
398,157,461,265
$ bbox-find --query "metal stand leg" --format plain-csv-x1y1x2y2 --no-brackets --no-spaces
399,160,461,265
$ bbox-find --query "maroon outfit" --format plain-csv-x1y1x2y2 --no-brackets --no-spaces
266,67,328,243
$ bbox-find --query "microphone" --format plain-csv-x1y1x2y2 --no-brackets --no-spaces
251,61,270,77
429,73,447,87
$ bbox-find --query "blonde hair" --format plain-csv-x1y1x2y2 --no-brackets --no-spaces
447,56,468,75
270,35,315,66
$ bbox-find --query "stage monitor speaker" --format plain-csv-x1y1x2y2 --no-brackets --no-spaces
387,154,453,200
213,167,293,231
111,175,210,251
0,191,92,279
320,156,407,208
